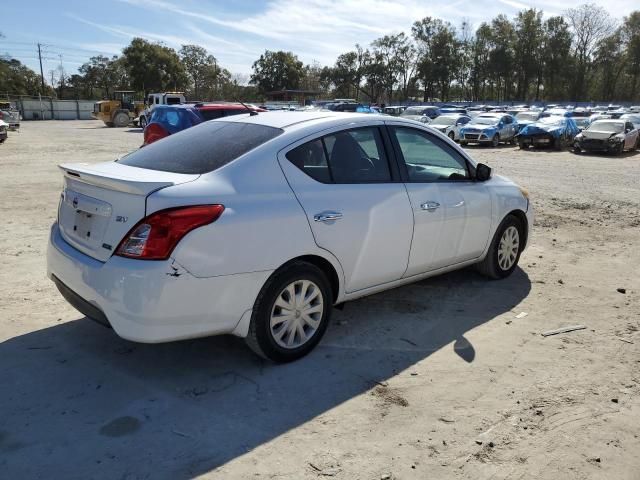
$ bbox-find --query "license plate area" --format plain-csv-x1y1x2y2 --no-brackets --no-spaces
59,189,112,252
74,211,96,241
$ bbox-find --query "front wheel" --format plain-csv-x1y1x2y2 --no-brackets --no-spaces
448,131,455,141
491,134,500,147
476,215,524,279
246,261,332,362
139,116,147,128
113,112,130,128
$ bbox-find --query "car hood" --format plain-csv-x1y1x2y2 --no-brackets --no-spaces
519,123,564,137
402,114,427,122
581,130,620,140
462,124,497,132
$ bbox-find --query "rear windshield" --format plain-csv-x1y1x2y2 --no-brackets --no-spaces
119,121,283,174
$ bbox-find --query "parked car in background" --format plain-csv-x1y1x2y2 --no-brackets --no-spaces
517,116,579,149
573,119,639,154
400,106,440,122
515,111,543,131
0,102,21,130
428,114,471,141
620,114,640,130
459,113,518,146
573,117,592,131
143,103,266,145
540,108,569,118
383,106,407,116
47,111,532,362
440,107,467,115
136,92,186,128
0,119,8,143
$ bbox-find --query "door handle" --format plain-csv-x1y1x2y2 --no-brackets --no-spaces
420,201,440,211
314,211,343,222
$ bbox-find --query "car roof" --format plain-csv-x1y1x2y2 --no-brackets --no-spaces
218,111,383,129
197,103,262,111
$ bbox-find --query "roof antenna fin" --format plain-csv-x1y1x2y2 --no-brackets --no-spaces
235,98,258,116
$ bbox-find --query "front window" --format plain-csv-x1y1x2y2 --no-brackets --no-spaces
392,127,468,182
516,112,539,122
588,121,624,133
471,117,499,126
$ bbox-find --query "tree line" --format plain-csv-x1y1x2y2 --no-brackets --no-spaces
1,4,639,103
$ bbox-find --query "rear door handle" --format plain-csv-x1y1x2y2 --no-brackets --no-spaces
314,211,343,222
420,201,440,211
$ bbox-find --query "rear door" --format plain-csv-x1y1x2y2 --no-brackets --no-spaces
278,124,414,293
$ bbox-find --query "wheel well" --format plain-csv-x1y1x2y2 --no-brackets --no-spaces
507,209,529,249
282,255,340,303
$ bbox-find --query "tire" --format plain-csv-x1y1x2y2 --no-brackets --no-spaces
246,261,333,362
509,136,517,145
113,111,130,128
518,140,528,150
491,134,500,147
105,122,114,128
448,131,455,141
573,143,581,154
139,116,147,128
614,142,624,155
476,214,524,280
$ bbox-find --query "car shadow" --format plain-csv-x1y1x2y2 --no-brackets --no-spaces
0,268,531,479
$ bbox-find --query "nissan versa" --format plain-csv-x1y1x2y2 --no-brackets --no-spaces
47,112,533,362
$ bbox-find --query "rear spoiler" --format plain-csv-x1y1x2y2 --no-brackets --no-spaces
59,162,179,196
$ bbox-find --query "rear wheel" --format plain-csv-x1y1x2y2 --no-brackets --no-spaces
113,111,130,128
476,214,524,280
246,261,332,362
139,115,147,128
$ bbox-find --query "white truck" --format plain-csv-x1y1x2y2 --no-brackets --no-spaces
135,92,185,127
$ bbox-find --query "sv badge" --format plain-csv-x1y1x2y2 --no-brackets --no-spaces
115,216,128,223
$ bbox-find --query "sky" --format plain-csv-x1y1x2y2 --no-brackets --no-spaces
1,0,638,83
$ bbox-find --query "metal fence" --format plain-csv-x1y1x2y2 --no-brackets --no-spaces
3,95,96,120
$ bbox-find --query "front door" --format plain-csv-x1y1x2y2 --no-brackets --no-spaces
278,125,414,293
388,125,492,275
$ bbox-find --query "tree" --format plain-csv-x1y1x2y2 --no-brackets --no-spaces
250,50,304,93
621,12,640,100
514,9,543,100
565,3,617,100
540,16,573,100
179,44,218,99
122,38,187,94
79,55,128,98
0,58,52,96
593,30,626,100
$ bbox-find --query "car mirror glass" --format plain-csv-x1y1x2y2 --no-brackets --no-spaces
476,163,491,182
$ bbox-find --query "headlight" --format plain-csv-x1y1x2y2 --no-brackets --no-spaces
518,186,530,200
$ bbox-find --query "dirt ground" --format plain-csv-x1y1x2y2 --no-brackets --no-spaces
0,120,639,480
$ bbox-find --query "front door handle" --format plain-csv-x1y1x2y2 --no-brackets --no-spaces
314,211,343,222
420,201,440,211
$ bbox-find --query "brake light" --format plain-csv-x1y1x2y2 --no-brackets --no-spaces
143,123,169,145
115,205,224,260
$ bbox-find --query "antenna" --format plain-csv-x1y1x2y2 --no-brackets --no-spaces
235,98,258,116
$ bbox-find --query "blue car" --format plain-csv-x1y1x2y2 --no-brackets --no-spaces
143,104,203,145
517,116,579,149
459,113,519,147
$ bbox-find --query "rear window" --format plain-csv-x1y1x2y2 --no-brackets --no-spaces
119,121,283,174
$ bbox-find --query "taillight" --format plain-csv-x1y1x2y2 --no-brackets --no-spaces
143,123,169,145
115,205,224,260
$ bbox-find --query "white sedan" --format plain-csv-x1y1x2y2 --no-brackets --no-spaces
47,112,533,362
428,114,472,141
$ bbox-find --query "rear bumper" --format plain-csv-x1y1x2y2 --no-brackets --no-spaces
519,134,554,146
47,223,272,343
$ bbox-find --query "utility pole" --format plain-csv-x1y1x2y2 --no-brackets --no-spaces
37,43,45,94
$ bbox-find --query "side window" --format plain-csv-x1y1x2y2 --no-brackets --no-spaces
504,116,512,124
323,128,391,183
286,127,391,184
286,139,330,183
392,127,469,182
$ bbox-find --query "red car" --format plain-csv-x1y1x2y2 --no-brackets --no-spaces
143,103,266,145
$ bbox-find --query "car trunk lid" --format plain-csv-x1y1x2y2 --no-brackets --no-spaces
57,161,199,262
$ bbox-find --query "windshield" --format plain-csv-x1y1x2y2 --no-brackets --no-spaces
402,107,427,116
119,121,283,174
515,112,539,122
431,115,458,126
588,121,624,133
539,116,564,126
470,116,499,126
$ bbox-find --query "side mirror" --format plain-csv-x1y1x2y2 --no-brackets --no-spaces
476,163,492,182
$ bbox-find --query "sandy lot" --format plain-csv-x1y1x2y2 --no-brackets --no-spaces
0,121,638,480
